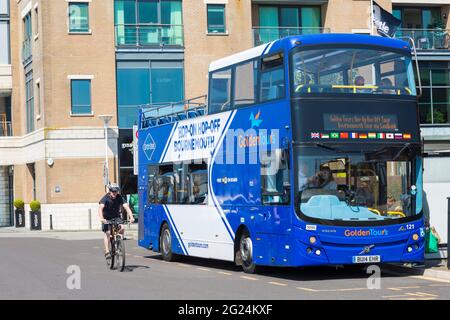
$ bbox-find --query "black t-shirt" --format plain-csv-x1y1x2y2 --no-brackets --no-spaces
99,194,125,220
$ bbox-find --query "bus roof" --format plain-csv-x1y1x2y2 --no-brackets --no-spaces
209,33,411,72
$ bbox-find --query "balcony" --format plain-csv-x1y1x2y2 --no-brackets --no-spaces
0,121,11,137
22,37,32,65
115,24,184,48
253,27,330,46
395,29,450,50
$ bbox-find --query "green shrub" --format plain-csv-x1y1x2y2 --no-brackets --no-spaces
30,200,41,212
13,199,25,209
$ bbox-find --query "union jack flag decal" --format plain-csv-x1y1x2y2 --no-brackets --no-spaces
311,132,320,139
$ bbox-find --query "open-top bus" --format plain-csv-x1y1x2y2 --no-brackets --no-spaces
137,34,424,273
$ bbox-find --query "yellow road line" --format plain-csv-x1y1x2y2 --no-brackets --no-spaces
268,281,288,287
240,276,258,281
408,292,438,297
411,275,450,284
176,263,191,268
297,287,320,292
387,286,420,291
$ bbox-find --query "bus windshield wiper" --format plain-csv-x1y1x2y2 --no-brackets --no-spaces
393,143,411,160
314,142,337,152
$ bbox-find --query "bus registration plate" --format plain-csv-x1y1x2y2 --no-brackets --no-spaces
352,255,380,264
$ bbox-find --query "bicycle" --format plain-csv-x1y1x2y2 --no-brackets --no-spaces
104,218,126,272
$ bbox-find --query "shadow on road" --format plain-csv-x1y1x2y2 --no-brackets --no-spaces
123,265,150,272
142,253,416,281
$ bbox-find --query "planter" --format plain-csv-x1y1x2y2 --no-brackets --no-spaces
29,211,42,230
15,209,25,228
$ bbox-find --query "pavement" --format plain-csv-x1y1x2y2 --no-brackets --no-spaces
0,227,449,300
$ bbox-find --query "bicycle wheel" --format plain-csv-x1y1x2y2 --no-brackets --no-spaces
116,237,126,272
108,237,115,270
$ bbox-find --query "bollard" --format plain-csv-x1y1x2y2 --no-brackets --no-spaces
447,197,450,270
50,214,53,230
88,208,92,230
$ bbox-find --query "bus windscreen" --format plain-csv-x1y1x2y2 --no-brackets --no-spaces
291,46,416,96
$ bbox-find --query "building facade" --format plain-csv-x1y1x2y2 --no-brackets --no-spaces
0,0,449,237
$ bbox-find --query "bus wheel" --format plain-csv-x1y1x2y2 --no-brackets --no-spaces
240,231,260,274
160,223,177,262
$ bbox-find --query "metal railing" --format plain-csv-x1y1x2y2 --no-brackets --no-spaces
0,121,12,137
22,37,32,64
253,27,330,46
115,24,184,47
140,95,207,129
395,29,450,50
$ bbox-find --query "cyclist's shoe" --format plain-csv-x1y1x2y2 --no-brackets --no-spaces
105,251,111,260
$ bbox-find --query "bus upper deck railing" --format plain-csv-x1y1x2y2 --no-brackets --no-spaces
139,95,207,129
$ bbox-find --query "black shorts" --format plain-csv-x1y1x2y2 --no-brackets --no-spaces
102,219,122,233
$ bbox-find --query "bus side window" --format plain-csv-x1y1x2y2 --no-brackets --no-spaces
261,149,290,205
234,60,257,107
147,165,158,204
260,53,285,102
209,68,232,114
187,162,208,205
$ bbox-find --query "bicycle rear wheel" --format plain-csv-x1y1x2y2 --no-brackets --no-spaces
107,237,115,270
116,237,126,272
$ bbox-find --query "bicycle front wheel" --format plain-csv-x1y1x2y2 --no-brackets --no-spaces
108,237,115,270
116,238,126,272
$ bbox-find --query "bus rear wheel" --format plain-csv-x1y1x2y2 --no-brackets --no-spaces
160,223,177,262
239,231,261,274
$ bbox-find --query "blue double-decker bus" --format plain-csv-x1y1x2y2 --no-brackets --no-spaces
137,34,425,273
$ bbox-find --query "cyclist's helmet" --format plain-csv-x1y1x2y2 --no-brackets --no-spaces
108,183,120,193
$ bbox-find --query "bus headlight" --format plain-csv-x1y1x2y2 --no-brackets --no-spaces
407,246,413,253
315,249,321,256
412,233,419,241
309,236,317,244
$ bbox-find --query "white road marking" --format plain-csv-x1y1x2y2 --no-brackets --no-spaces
218,271,233,276
240,276,258,281
268,281,288,287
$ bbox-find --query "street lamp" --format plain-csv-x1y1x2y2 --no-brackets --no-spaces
98,115,113,189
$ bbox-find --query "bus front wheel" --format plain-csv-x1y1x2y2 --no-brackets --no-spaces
160,223,177,262
239,231,261,274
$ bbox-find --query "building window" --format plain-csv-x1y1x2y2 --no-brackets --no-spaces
257,5,321,44
417,62,450,125
71,79,92,114
114,0,183,46
69,2,89,33
34,6,39,36
116,61,184,128
0,21,9,64
207,4,226,34
25,71,34,133
22,12,32,64
0,0,9,15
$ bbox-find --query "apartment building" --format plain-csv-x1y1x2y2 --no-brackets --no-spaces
1,0,449,233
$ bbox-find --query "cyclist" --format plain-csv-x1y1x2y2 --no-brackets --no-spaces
98,183,135,258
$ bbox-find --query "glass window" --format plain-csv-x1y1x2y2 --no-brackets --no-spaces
261,149,290,205
301,7,321,29
69,2,89,32
280,8,299,28
0,0,8,15
156,165,176,204
234,60,257,107
292,47,416,96
71,79,91,114
25,71,34,133
187,163,208,205
138,0,158,23
209,68,232,114
260,53,285,102
117,67,150,128
295,145,419,222
114,0,136,25
0,21,9,64
207,4,226,33
151,64,184,104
